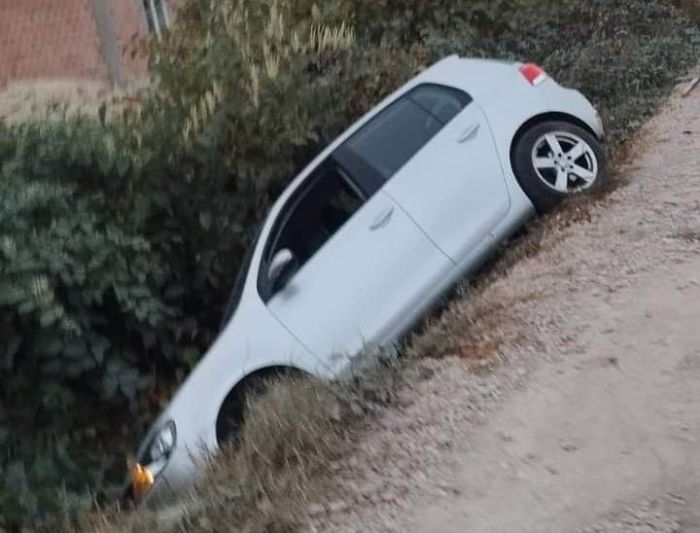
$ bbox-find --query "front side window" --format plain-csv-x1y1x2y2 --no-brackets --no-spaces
261,162,364,298
341,84,472,181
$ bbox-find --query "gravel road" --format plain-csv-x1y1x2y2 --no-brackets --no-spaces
307,74,700,532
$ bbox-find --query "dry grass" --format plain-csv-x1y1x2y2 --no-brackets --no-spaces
407,284,543,368
180,377,345,532
68,367,402,533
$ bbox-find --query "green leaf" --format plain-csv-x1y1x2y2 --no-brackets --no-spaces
199,211,213,230
0,282,25,306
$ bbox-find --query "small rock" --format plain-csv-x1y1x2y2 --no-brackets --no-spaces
327,500,349,513
308,503,326,517
499,431,514,442
560,440,578,453
418,365,436,380
545,464,559,475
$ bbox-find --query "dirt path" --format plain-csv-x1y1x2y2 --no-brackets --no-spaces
308,75,700,532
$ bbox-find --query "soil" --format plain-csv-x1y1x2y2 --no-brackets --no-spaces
307,72,700,532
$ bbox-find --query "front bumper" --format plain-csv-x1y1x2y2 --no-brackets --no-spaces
123,431,214,506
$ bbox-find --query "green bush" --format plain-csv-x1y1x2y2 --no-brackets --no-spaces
0,117,172,527
1,0,699,529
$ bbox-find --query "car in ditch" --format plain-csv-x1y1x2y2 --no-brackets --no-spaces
127,55,606,503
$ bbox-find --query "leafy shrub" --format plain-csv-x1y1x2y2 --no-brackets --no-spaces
0,117,174,528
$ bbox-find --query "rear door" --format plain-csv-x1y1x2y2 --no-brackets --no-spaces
345,84,511,263
262,159,451,374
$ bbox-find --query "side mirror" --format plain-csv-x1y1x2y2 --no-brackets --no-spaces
267,249,296,290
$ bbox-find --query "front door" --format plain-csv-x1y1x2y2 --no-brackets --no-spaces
262,160,451,374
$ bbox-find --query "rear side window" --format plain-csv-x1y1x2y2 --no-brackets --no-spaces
341,84,472,181
343,98,442,180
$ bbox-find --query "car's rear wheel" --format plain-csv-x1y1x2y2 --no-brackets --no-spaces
512,120,606,212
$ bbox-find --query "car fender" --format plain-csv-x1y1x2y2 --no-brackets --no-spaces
477,76,603,210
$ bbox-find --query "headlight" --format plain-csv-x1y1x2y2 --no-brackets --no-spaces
149,422,176,463
131,420,176,501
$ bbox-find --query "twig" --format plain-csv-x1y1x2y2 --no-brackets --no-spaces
682,77,700,98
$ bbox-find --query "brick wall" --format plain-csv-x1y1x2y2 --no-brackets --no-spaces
107,0,149,81
0,0,108,86
0,0,164,88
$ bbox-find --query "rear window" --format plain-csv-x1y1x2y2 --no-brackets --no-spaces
341,84,471,180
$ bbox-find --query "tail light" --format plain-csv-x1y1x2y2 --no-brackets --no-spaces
519,63,548,86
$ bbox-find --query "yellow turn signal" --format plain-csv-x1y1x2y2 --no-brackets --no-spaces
131,463,155,501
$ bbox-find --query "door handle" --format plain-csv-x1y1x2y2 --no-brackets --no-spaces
458,123,481,143
369,205,394,230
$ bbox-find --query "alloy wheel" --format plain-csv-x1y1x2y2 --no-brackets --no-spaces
531,131,599,193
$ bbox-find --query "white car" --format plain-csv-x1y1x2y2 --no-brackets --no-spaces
128,55,606,503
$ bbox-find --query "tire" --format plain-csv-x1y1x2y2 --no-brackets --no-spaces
512,120,606,212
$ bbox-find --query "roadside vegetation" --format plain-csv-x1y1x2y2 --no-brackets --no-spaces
1,0,699,530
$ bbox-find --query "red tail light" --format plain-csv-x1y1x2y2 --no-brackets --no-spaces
519,63,548,86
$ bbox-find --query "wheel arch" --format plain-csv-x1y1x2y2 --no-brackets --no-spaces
215,364,307,445
509,112,600,175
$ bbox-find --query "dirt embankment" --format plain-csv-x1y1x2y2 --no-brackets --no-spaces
307,74,700,532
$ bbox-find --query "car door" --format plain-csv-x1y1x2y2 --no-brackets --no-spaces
262,158,452,374
377,84,511,263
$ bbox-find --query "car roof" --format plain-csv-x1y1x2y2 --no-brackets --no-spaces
414,55,517,103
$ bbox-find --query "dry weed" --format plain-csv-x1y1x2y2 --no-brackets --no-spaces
408,284,543,368
671,229,700,243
